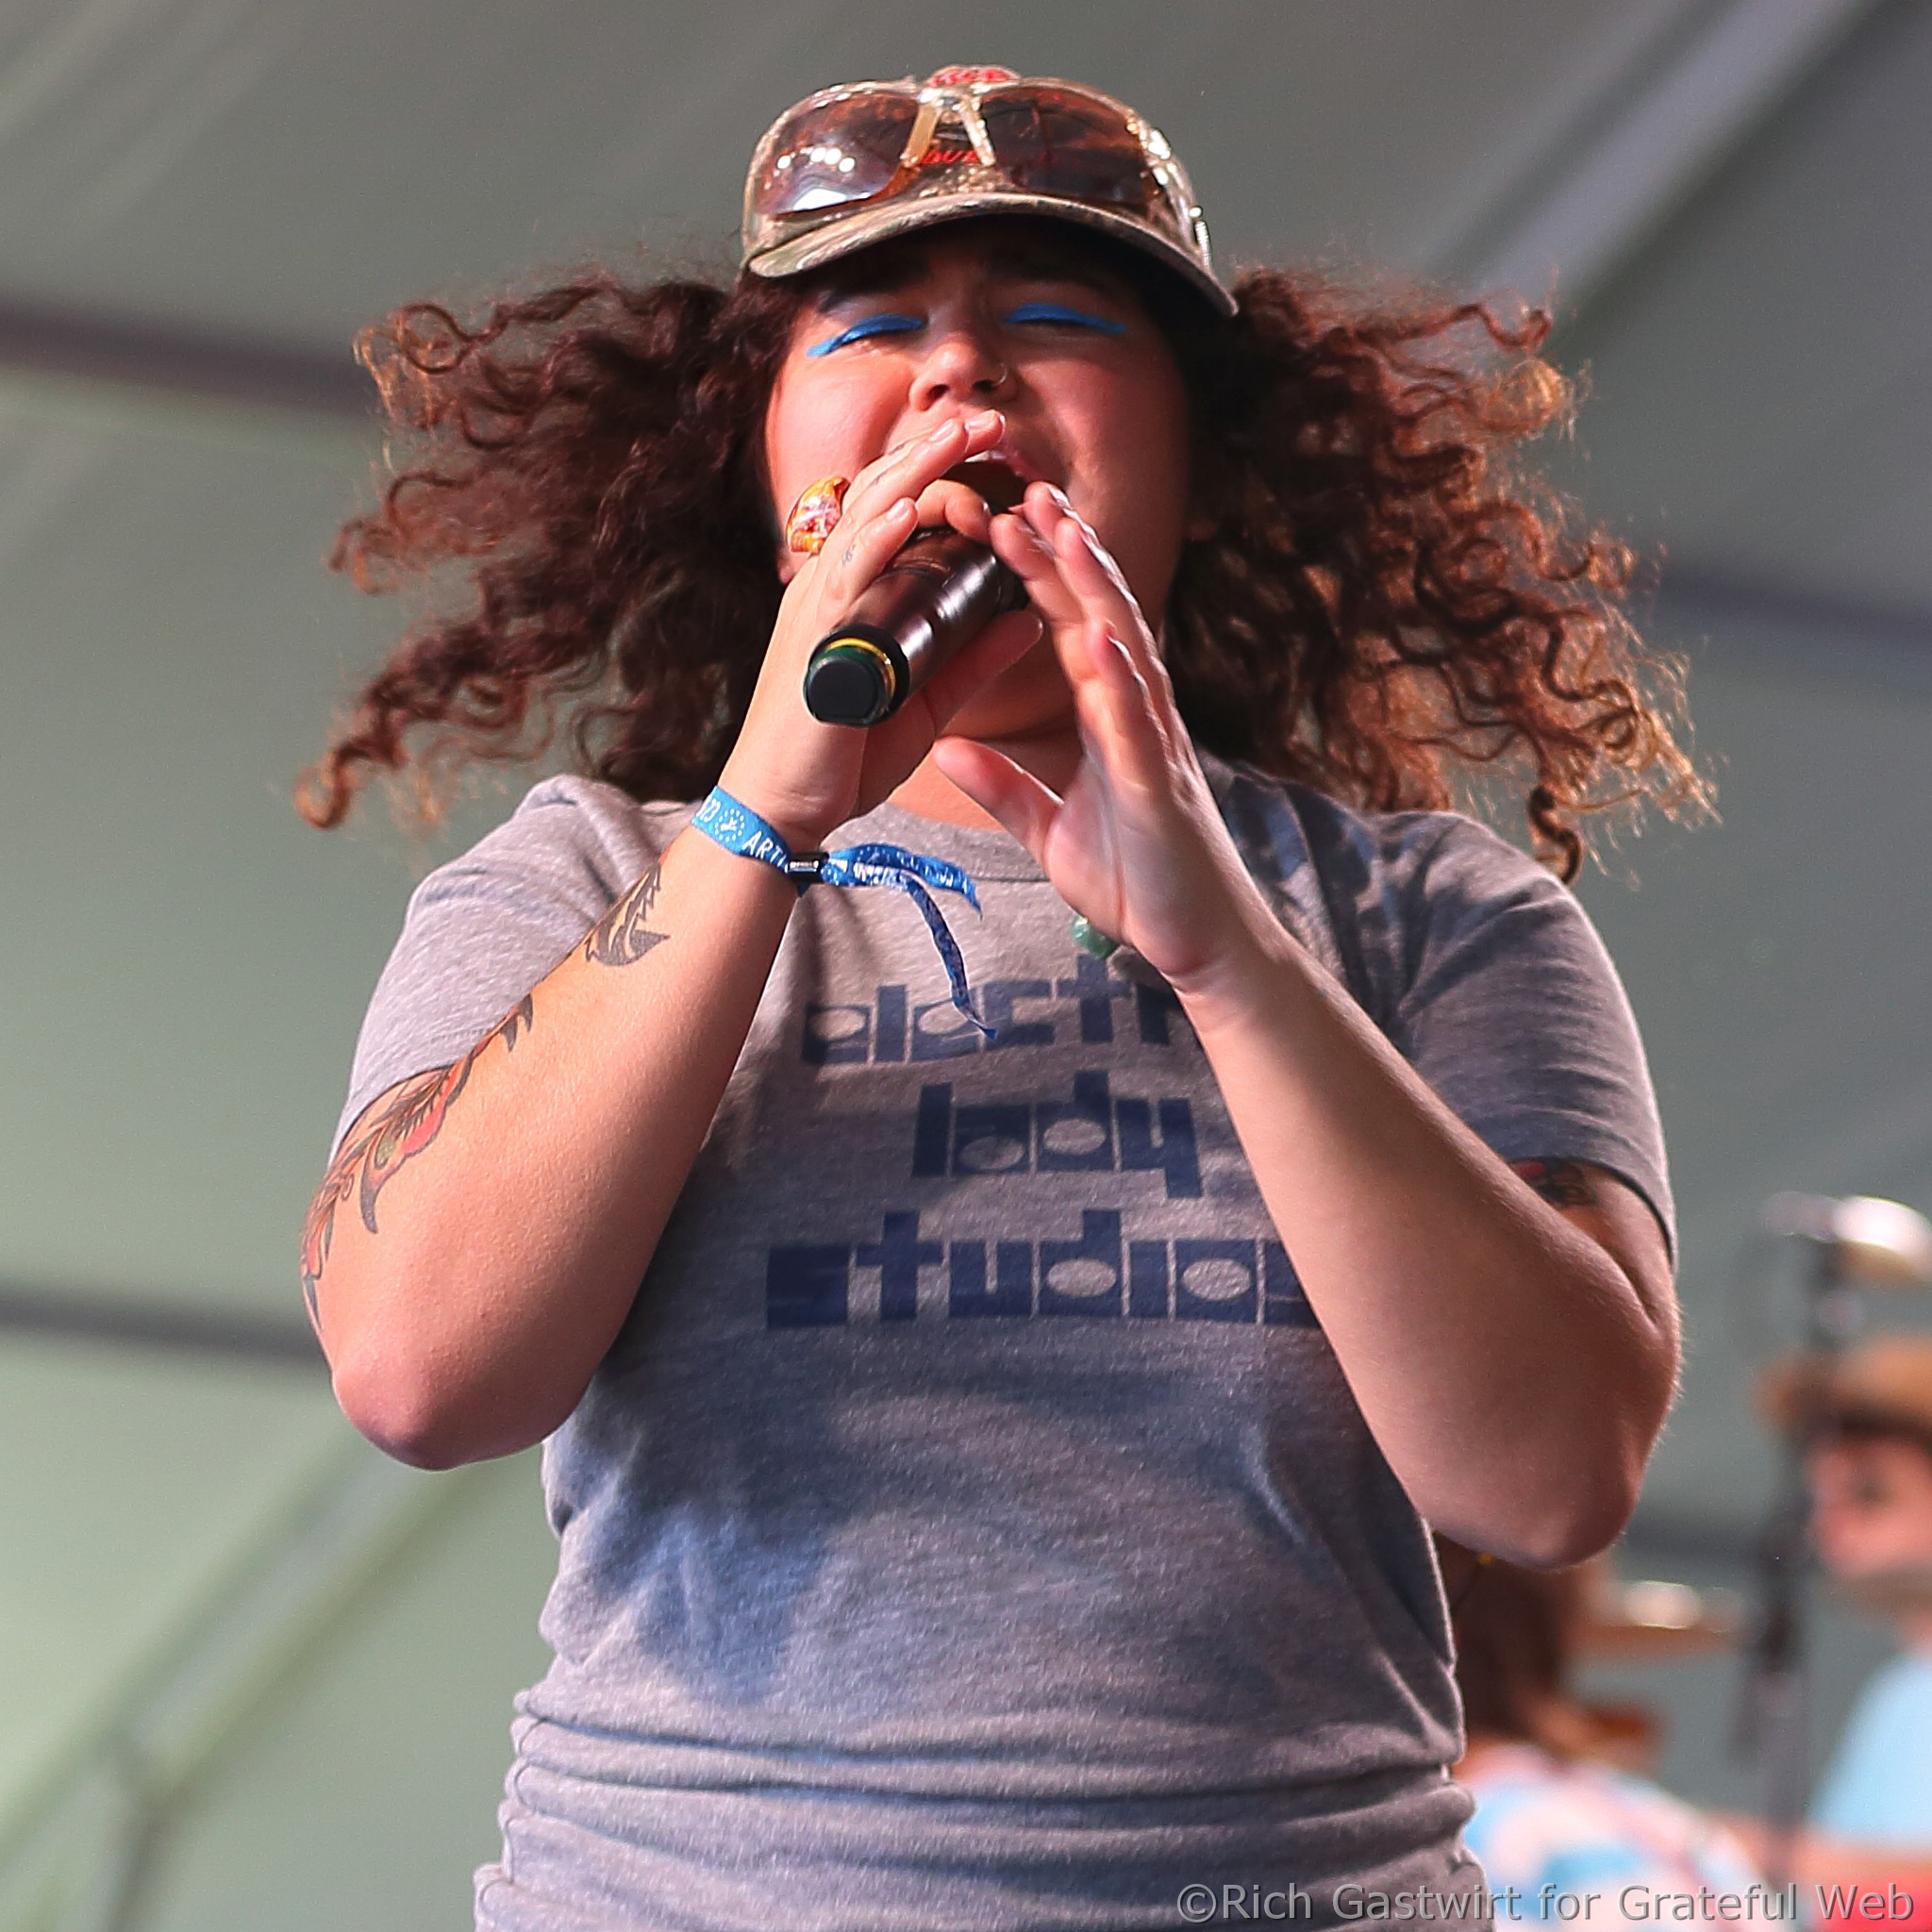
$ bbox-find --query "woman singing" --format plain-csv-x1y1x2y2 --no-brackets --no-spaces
300,66,1698,1931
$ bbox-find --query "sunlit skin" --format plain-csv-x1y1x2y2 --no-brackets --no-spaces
725,216,1271,996
745,219,1199,842
1716,1434,1932,1886
1809,1434,1932,1641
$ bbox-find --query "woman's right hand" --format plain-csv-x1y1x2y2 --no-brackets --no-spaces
716,408,1043,848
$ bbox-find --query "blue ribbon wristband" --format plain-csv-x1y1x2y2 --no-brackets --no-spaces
692,788,991,1037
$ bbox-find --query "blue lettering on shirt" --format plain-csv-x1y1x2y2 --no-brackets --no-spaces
801,1002,872,1066
982,978,1055,1048
1039,1210,1123,1318
908,1074,1200,1198
1136,981,1198,1049
1055,953,1134,1043
855,1211,942,1322
1114,1094,1202,1199
1128,1240,1171,1320
1037,1072,1114,1174
766,1244,853,1328
912,998,984,1061
875,983,908,1062
1263,1241,1318,1328
801,959,1198,1065
765,1218,1317,1331
948,1240,1034,1318
1174,1239,1257,1323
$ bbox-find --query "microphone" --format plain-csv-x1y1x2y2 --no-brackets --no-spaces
803,464,1030,726
1760,1193,1932,1288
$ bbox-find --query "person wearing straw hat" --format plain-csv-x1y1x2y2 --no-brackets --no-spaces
299,65,1699,1929
1762,1337,1932,1854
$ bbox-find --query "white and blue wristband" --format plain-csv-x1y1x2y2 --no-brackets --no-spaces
692,787,991,1036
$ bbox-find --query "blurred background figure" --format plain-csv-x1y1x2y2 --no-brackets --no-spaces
1445,1542,1767,1921
1762,1337,1932,1851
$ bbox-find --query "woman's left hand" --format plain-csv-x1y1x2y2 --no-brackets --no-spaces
931,484,1273,991
941,488,1675,1572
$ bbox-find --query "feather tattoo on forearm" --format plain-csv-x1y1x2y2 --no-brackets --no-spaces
299,993,535,1326
301,865,670,1331
581,864,669,966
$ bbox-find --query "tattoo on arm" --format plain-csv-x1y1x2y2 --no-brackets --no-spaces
1512,1158,1601,1211
300,993,536,1325
582,864,669,967
301,858,665,1329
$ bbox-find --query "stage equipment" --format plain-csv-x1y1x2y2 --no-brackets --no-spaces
1587,1574,1743,1660
1760,1192,1932,1288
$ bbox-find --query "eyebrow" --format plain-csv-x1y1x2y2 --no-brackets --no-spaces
981,247,1125,300
811,258,920,311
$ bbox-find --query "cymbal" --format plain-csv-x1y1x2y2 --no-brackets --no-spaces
1584,1577,1745,1658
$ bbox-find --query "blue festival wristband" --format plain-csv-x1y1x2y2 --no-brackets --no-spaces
691,788,991,1036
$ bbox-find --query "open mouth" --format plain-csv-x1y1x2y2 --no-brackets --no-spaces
944,457,1030,511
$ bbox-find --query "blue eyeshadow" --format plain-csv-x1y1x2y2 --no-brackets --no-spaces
807,313,924,357
1004,303,1125,335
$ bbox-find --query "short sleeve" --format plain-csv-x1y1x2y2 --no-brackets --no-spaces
1384,816,1674,1257
1809,1653,1932,1847
330,776,682,1155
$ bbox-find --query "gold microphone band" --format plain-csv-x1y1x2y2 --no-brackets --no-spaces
818,635,899,703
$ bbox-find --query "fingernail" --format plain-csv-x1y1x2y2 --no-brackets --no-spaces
967,409,1001,433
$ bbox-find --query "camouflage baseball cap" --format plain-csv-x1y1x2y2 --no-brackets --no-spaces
741,66,1235,318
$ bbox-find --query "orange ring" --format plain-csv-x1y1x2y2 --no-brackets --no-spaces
784,475,851,556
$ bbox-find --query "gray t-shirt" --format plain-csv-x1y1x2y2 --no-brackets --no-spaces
335,758,1671,1932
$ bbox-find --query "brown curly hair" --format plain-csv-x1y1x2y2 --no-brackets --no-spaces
302,229,1705,878
1441,1541,1660,1765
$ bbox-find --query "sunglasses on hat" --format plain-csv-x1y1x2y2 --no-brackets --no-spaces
741,68,1234,318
